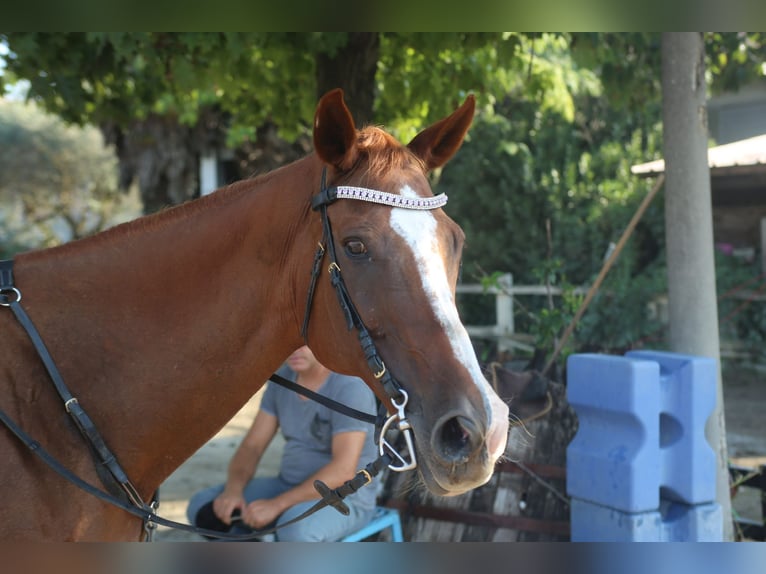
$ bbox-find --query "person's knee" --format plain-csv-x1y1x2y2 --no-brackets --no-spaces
274,504,373,542
273,504,336,542
275,520,326,542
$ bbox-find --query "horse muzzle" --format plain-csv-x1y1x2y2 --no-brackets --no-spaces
414,393,509,496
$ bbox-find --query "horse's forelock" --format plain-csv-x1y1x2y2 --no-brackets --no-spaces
352,127,426,186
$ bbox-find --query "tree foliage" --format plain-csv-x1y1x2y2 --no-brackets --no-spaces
0,99,141,256
2,32,765,361
442,32,765,359
705,32,766,94
0,32,543,212
1,33,535,144
441,34,662,355
2,33,313,141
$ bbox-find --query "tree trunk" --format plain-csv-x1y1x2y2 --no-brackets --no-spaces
235,122,311,180
315,33,380,125
104,32,382,215
661,32,733,540
102,108,226,214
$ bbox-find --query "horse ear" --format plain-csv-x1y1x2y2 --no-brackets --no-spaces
313,88,358,171
407,95,475,171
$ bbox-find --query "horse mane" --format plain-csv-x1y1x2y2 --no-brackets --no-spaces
21,160,302,263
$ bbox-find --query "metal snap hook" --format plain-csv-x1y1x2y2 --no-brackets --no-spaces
379,389,417,472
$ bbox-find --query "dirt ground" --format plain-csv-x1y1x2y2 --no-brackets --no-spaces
718,364,766,536
153,365,766,542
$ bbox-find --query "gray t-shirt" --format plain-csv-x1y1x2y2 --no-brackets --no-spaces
260,365,381,510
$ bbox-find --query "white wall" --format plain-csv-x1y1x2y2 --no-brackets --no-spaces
708,80,766,144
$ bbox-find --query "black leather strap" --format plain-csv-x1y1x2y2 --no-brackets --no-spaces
0,258,13,291
0,258,146,509
300,241,326,341
0,163,408,539
319,451,393,503
0,254,390,539
0,401,391,540
0,403,294,540
302,171,406,405
268,372,378,425
310,185,338,210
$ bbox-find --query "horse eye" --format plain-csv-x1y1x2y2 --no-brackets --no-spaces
344,239,367,257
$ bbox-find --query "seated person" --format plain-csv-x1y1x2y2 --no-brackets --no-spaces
186,346,381,541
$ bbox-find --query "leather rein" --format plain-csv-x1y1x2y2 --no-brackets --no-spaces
0,169,446,540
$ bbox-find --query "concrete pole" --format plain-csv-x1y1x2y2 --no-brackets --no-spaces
661,32,733,540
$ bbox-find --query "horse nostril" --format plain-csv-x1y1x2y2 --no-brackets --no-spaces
435,415,478,463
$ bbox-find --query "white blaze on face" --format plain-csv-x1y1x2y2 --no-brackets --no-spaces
389,186,509,461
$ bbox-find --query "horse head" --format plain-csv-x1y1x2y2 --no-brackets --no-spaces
305,89,509,496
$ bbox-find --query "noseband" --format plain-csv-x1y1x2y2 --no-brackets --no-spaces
301,168,448,473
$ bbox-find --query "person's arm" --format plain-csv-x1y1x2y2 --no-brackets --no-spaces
241,429,366,529
213,409,279,524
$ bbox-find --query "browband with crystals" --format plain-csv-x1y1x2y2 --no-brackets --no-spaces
331,186,448,210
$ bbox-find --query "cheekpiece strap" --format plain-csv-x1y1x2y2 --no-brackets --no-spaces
0,259,13,290
311,186,338,210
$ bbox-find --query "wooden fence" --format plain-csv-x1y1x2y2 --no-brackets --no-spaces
456,273,587,354
457,272,766,361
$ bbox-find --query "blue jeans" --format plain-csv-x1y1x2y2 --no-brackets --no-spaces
186,476,376,542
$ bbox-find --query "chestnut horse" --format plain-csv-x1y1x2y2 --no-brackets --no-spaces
0,89,509,541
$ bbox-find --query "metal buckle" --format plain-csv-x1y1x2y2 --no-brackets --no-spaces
378,389,417,472
143,499,159,541
0,287,21,307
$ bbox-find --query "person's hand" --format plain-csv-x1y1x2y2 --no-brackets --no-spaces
212,490,246,525
242,498,285,529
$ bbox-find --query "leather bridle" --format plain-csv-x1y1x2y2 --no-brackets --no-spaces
300,168,427,473
0,168,449,540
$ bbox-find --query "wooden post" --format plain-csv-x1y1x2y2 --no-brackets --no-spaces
495,273,514,354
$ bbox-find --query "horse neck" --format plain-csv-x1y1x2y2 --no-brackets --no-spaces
15,155,322,490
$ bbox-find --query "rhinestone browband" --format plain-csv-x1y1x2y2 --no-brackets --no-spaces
333,186,448,210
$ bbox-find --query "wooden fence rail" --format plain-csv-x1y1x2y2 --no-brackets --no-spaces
456,273,587,353
457,272,765,359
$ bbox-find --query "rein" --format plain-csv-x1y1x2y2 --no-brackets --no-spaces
0,169,448,540
0,258,391,541
0,259,158,528
0,400,391,541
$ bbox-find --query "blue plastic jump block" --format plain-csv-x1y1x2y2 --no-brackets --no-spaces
570,498,723,542
340,506,403,542
566,351,716,512
626,350,717,506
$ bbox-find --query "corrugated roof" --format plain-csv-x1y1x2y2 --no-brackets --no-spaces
631,134,766,176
